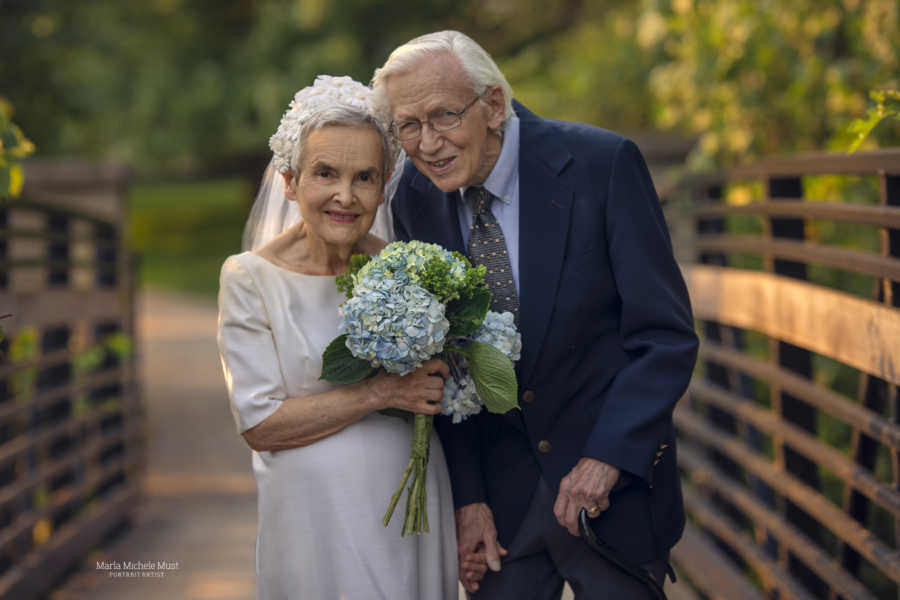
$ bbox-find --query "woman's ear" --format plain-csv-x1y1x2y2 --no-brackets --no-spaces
282,171,298,201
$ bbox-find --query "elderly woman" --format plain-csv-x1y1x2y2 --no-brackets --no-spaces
217,76,467,599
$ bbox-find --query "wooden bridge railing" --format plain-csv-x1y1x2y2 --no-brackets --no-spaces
665,149,900,600
0,161,142,600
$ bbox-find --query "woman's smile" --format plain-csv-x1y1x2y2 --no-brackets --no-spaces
325,209,360,223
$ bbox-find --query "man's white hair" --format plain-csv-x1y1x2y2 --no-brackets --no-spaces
372,30,514,125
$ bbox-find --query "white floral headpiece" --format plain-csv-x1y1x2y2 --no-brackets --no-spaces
268,75,380,174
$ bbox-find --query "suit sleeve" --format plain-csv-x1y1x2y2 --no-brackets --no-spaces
392,184,488,508
582,139,698,484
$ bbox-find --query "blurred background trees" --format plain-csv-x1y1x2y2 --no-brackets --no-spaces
4,0,897,173
2,0,898,294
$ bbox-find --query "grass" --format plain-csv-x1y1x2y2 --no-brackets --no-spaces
127,178,252,297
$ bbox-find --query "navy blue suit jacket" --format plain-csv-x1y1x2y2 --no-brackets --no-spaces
391,101,698,565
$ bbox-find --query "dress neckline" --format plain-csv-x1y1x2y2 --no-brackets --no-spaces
244,251,338,279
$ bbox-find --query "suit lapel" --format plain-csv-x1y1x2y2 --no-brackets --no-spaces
409,169,466,253
516,104,574,385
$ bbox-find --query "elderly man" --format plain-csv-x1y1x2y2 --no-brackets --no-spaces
373,31,698,599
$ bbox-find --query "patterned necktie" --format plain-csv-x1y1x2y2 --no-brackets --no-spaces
465,186,519,319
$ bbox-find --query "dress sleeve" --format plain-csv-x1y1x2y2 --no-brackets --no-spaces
217,256,286,434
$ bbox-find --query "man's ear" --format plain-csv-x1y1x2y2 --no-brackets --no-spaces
483,85,506,131
282,171,298,201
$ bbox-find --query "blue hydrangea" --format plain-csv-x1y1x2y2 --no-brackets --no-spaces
337,242,521,422
473,311,522,361
441,372,482,424
340,282,449,375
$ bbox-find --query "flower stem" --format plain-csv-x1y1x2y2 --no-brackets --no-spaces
383,413,433,535
383,457,414,527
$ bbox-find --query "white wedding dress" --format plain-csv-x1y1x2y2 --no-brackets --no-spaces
217,251,458,600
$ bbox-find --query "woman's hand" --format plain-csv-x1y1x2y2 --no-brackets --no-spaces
367,358,449,414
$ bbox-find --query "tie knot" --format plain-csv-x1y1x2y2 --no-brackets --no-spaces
465,186,493,216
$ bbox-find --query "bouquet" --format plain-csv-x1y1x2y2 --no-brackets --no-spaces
320,241,521,535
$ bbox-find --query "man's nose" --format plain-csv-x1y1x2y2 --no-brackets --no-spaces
418,123,443,154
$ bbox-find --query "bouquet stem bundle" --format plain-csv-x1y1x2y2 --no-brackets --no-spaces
383,413,433,534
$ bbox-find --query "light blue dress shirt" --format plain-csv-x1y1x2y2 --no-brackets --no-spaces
458,115,521,294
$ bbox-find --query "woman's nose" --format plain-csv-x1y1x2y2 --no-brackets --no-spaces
333,179,354,204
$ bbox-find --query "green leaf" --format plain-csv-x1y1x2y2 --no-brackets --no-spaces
446,286,491,337
320,334,376,383
335,253,371,298
0,167,10,197
104,332,133,359
455,341,519,414
1,127,18,152
846,111,883,153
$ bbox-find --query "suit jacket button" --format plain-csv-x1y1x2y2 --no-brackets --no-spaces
538,440,551,453
522,390,536,404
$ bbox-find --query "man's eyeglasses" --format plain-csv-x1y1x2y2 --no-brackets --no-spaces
392,94,482,141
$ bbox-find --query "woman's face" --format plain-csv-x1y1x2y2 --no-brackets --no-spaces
285,125,385,251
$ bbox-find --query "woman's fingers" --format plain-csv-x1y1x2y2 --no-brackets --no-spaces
421,357,450,379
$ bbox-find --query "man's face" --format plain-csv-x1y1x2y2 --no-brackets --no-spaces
384,53,505,192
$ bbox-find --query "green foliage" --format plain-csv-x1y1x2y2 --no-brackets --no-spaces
336,253,372,299
446,286,491,337
0,97,35,197
452,341,519,414
5,1,897,171
428,251,490,335
72,345,105,375
10,327,39,401
320,334,376,383
10,326,39,363
1,0,600,170
104,332,133,360
419,256,458,302
845,89,900,152
128,178,249,296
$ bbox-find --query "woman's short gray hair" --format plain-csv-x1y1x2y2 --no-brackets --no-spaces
372,30,514,125
290,105,397,178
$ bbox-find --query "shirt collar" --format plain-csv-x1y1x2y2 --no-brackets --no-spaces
461,114,520,205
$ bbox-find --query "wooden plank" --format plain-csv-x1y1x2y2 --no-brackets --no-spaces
0,421,137,509
681,486,820,600
0,347,72,379
691,379,900,517
0,449,141,551
679,445,878,600
699,342,900,451
727,149,900,179
686,265,900,385
691,201,900,229
671,522,766,600
675,407,900,580
0,390,134,465
0,368,129,423
694,235,900,281
0,484,139,600
0,289,123,330
666,576,701,600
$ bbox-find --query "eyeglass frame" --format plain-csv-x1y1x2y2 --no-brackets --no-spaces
390,92,485,142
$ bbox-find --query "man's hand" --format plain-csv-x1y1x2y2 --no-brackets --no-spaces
456,502,508,593
553,458,620,537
